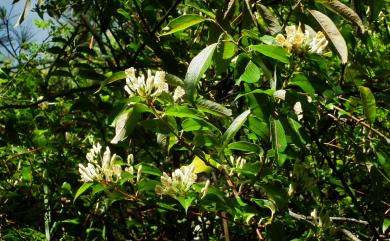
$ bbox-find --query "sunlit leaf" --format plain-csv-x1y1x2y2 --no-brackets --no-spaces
73,182,94,202
359,86,376,125
184,43,217,102
196,99,232,117
221,110,251,151
160,15,206,36
250,45,290,64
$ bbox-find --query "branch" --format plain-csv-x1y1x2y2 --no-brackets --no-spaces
288,210,369,226
0,84,99,111
332,105,389,142
303,123,380,239
131,0,183,62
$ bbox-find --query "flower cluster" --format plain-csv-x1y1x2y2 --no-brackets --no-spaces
124,67,185,101
226,156,246,176
275,24,328,54
155,164,197,197
78,143,140,183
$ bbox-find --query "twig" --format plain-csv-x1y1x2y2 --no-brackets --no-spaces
221,211,230,241
303,123,380,239
0,84,99,110
332,105,389,142
341,229,362,241
288,210,369,225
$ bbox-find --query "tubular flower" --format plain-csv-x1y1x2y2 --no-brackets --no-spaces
79,144,123,183
124,67,169,99
155,164,197,197
227,156,246,176
275,24,328,54
309,31,328,54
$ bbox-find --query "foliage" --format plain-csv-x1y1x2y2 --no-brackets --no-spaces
1,0,390,240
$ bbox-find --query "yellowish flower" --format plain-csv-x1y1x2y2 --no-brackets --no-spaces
124,67,169,99
155,164,197,197
275,24,328,54
79,143,125,183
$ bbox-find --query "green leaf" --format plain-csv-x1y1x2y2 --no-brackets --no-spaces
73,182,94,202
262,183,288,209
196,99,232,117
165,105,203,120
309,9,348,64
289,73,315,97
111,106,142,144
250,45,290,64
182,118,212,131
383,218,390,234
239,61,261,83
96,71,126,93
255,4,282,35
359,86,376,125
252,198,276,220
221,110,251,151
175,196,195,214
191,156,213,174
160,14,206,36
270,117,287,166
184,43,217,102
228,141,260,154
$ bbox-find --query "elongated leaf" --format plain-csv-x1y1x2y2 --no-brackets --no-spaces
309,9,348,64
184,43,217,101
73,182,93,202
359,86,376,125
15,0,30,26
256,4,282,35
322,0,365,33
96,71,126,93
165,105,203,120
196,99,232,117
250,45,290,64
160,15,206,36
111,105,144,144
383,218,390,234
221,110,251,150
270,117,287,166
228,141,260,154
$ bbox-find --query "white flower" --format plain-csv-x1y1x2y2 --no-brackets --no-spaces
309,31,328,54
124,67,169,99
155,164,197,197
273,89,286,101
200,179,210,199
79,144,124,183
227,156,246,176
293,101,303,121
275,24,328,54
275,24,308,52
173,86,185,101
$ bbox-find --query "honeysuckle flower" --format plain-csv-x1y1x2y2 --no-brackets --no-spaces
79,143,123,183
293,101,303,121
155,164,197,197
275,24,328,54
200,179,210,199
309,31,328,54
273,89,286,101
173,86,185,101
124,67,169,99
227,156,246,176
